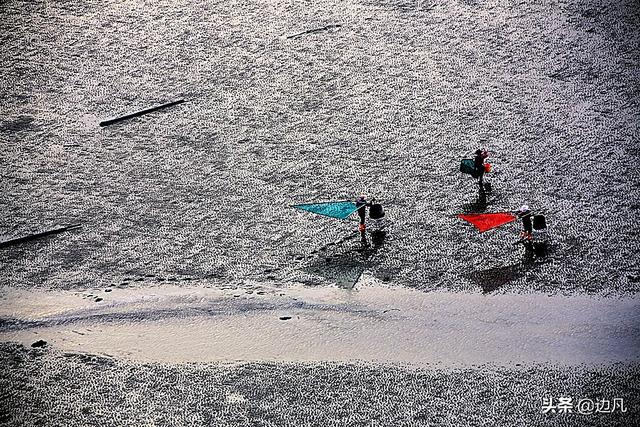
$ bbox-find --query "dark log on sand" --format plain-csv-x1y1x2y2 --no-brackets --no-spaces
0,224,82,248
99,99,185,127
287,24,341,39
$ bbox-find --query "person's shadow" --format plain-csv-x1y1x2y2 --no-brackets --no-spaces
460,187,488,213
304,229,388,289
470,244,553,294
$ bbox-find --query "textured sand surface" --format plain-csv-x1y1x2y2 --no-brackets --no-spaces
1,343,639,427
1,0,638,293
1,0,639,425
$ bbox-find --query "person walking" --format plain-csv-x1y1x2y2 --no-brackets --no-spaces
516,205,534,250
474,148,489,190
355,195,368,233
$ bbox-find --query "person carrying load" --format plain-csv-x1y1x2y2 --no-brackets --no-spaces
473,148,490,188
355,195,386,234
517,205,534,242
355,195,368,233
460,148,491,191
515,205,550,253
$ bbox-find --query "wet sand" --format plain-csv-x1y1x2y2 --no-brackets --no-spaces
2,282,638,365
1,0,639,424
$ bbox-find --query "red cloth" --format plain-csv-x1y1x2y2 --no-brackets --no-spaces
458,212,516,233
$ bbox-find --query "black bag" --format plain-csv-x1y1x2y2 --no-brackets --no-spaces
533,215,547,230
369,204,384,220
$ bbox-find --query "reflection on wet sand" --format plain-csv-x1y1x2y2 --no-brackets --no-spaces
1,283,638,366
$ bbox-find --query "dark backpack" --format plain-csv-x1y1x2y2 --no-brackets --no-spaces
533,215,547,230
369,204,384,220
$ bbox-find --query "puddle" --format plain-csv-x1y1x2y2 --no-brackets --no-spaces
0,282,638,366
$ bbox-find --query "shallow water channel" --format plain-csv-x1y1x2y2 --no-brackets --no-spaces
1,281,638,366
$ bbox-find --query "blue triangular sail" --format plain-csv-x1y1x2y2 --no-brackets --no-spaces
293,201,360,220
